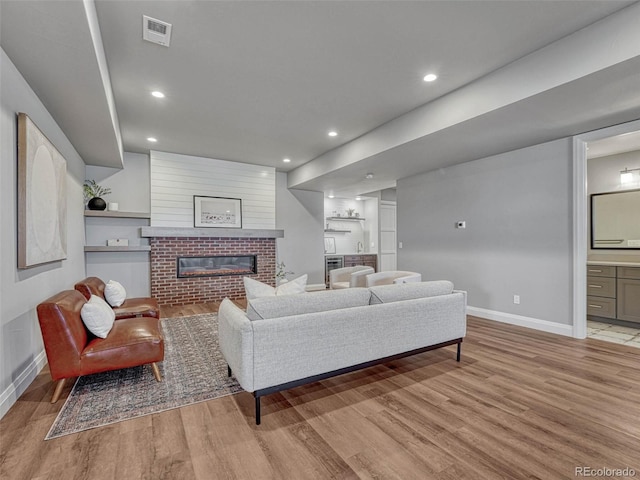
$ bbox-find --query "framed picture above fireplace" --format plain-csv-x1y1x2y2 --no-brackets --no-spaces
194,196,242,228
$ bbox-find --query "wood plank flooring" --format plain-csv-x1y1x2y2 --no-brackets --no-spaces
1,304,639,480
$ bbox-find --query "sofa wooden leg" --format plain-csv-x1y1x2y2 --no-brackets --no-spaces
227,364,232,377
51,378,66,404
151,362,162,382
456,342,461,362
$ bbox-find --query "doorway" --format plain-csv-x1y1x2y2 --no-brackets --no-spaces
573,118,640,341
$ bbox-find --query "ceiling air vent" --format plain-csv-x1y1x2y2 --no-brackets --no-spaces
142,15,172,47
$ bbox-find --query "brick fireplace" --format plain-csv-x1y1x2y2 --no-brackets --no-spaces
144,227,282,306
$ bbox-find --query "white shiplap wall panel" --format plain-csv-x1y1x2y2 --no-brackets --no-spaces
150,151,275,228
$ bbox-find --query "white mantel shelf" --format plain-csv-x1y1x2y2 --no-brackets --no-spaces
140,227,284,238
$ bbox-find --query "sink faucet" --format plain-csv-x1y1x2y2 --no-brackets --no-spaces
357,241,363,253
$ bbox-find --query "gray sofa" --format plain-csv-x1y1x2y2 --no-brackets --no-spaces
218,280,467,424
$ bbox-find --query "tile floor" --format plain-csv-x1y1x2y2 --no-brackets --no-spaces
587,320,640,348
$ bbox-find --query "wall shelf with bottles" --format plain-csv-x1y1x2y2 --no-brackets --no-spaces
324,229,351,233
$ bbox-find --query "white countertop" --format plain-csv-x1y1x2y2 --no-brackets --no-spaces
587,254,640,267
325,252,377,256
587,260,640,267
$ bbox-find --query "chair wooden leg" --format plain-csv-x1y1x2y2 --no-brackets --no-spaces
51,378,66,404
151,362,162,382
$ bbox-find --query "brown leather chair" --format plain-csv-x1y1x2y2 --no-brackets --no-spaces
74,277,160,320
37,290,164,403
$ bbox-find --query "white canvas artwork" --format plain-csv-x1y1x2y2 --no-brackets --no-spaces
18,113,67,268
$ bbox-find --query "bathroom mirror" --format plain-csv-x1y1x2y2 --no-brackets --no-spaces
591,188,640,249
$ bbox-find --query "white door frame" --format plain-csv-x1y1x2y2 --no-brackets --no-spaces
572,118,640,338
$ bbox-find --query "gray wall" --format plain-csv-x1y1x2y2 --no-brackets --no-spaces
397,138,573,326
85,153,151,297
275,172,324,284
1,49,87,417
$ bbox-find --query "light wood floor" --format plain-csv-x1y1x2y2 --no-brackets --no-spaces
2,304,640,480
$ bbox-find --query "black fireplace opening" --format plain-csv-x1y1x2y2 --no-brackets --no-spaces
177,255,257,278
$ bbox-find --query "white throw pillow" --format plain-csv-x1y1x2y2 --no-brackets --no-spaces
244,275,308,300
81,295,116,338
275,275,308,296
104,280,127,307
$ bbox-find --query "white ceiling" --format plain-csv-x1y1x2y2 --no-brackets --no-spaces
2,0,640,198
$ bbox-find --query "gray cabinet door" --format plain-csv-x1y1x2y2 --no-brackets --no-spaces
617,278,640,323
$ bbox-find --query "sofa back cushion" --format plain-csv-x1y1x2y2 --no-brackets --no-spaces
247,287,371,320
369,280,454,304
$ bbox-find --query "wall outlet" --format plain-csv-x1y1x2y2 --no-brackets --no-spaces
513,294,520,305
456,221,466,229
107,238,129,246
398,241,403,249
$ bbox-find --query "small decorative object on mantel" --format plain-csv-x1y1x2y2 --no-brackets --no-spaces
83,180,111,210
346,208,356,217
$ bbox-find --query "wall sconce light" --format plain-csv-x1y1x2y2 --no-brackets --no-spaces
620,167,640,184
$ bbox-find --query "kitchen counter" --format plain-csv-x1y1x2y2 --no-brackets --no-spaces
325,252,377,256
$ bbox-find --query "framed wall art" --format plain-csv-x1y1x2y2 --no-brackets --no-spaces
324,237,336,254
194,195,242,228
17,113,67,269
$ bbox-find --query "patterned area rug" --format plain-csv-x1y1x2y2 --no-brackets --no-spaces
46,313,242,439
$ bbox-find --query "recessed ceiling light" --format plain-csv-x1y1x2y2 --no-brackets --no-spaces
328,195,335,199
365,173,374,179
151,91,165,98
355,197,362,201
283,158,291,163
328,131,338,137
147,137,158,142
423,73,438,82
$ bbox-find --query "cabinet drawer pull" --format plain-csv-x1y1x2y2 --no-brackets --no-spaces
588,285,603,288
588,304,603,309
588,269,602,273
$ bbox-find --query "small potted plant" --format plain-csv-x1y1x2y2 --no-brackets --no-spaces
83,180,111,210
276,261,294,285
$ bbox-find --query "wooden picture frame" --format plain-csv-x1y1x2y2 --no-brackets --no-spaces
17,113,67,268
194,196,242,228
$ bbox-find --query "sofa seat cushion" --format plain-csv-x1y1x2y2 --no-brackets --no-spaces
80,316,164,374
369,281,454,304
247,287,371,320
331,281,350,289
113,298,160,320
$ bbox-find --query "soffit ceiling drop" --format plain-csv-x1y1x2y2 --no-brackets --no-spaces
2,0,640,192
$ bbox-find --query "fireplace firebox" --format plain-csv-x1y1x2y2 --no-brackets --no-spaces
177,255,257,278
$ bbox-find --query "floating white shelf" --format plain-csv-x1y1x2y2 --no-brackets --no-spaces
326,217,365,221
84,246,151,252
84,210,151,219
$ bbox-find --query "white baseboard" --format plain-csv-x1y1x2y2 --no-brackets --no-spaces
0,350,47,420
467,306,574,337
